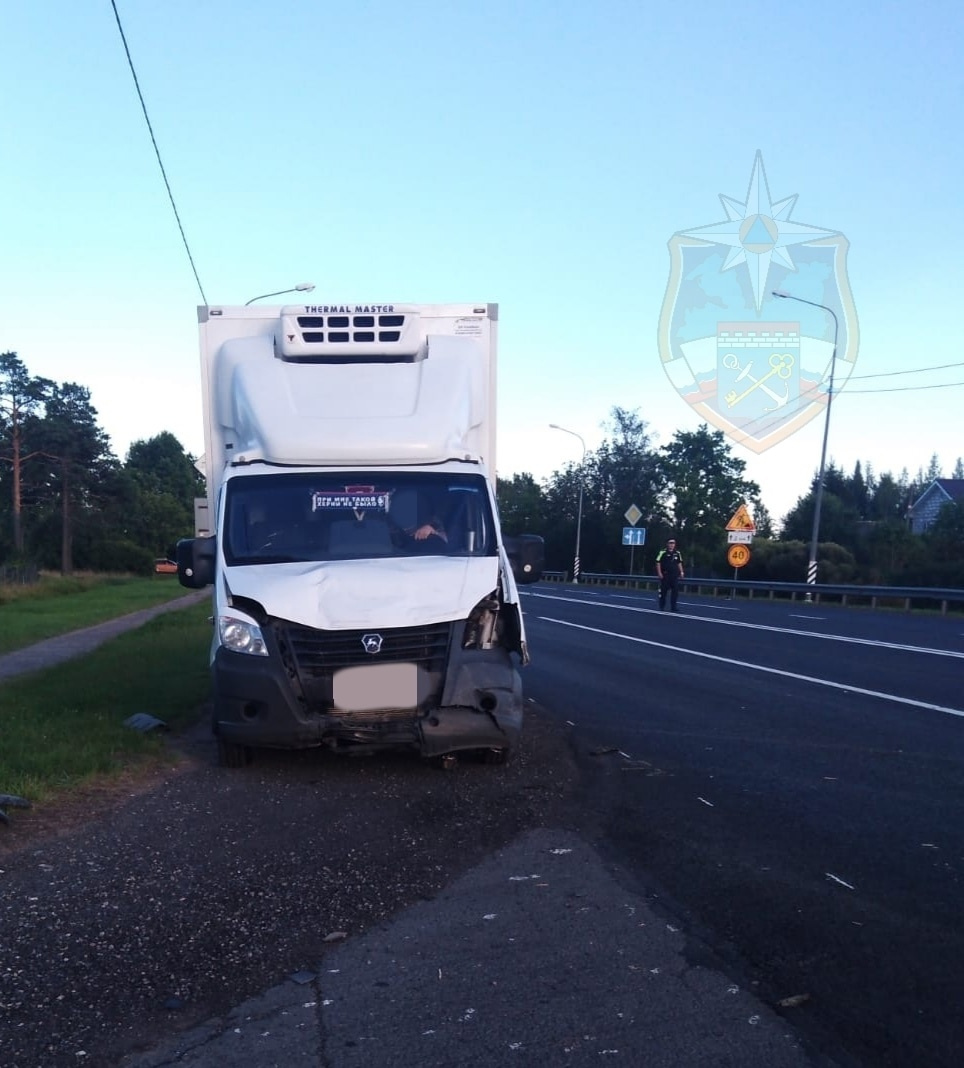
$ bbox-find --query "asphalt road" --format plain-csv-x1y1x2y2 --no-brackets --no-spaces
0,700,818,1068
8,585,962,1065
0,592,829,1068
520,583,964,1068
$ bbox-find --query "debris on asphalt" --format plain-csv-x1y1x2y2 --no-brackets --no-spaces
777,993,812,1008
0,793,31,826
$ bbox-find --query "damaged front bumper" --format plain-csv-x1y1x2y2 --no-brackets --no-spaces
210,626,523,758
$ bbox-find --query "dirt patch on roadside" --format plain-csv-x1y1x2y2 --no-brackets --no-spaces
1,703,582,1068
0,757,195,857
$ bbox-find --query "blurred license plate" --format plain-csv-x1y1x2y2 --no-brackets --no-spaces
332,663,418,712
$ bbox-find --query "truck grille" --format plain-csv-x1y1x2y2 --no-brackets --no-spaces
273,620,451,718
280,621,450,673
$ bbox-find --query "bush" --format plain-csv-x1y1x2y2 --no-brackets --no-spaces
741,538,807,582
84,539,155,576
738,538,858,584
816,542,858,584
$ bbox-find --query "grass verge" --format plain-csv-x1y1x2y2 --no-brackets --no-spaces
0,601,212,805
0,573,192,654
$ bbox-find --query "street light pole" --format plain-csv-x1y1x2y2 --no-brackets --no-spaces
772,291,839,595
244,282,315,306
549,423,586,584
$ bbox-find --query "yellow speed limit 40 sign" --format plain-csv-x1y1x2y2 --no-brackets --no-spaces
727,543,751,569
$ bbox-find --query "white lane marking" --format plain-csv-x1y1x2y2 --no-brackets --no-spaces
529,592,964,660
536,616,964,719
606,593,742,613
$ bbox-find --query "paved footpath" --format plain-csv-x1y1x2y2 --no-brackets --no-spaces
0,590,209,681
1,593,835,1068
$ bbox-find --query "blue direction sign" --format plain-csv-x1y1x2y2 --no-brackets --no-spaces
622,527,646,546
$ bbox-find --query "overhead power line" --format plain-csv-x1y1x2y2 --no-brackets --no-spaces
110,0,208,304
844,380,964,394
718,372,964,442
846,361,964,382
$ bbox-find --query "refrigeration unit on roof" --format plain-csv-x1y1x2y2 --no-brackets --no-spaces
277,306,424,361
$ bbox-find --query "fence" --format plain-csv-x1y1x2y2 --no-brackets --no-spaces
538,571,964,616
0,563,40,586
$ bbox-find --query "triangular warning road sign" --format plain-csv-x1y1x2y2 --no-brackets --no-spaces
725,503,756,532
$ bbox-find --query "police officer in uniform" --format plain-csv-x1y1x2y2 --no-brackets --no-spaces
656,538,684,612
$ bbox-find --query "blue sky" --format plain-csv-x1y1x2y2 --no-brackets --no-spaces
3,0,963,529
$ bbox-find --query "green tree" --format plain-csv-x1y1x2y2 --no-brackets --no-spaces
125,431,203,501
541,408,663,574
921,453,943,483
120,432,203,556
846,461,870,518
28,382,117,573
658,425,761,574
541,458,589,575
858,520,924,584
923,501,964,585
0,352,53,556
588,407,660,572
752,501,775,539
496,472,544,536
780,485,863,580
591,409,661,517
867,472,906,522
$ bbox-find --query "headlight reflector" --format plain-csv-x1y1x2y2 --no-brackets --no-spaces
219,616,268,656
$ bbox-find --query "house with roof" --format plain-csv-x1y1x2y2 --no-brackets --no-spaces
908,478,964,534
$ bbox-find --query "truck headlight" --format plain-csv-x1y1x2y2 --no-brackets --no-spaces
219,615,269,656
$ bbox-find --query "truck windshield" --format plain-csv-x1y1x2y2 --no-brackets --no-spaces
223,471,498,564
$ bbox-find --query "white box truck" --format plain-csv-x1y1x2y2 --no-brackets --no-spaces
177,301,543,767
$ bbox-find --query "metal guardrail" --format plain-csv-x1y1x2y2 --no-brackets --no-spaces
537,571,964,616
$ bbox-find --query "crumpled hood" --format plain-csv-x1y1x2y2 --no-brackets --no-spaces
220,555,504,630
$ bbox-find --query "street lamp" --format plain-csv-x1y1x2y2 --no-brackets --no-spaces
549,423,586,584
772,290,839,594
244,282,315,306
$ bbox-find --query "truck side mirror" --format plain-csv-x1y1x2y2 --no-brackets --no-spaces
504,534,544,585
177,536,216,589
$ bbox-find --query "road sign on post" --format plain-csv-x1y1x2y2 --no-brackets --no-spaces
622,527,646,546
727,544,751,568
726,504,756,533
